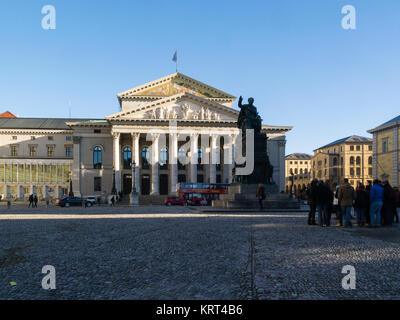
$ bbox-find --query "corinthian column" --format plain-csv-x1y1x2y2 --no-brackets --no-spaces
132,133,141,194
151,133,160,195
113,132,121,193
169,132,178,194
190,133,199,183
210,134,218,184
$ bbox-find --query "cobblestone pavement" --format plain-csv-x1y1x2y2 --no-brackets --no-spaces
0,207,399,299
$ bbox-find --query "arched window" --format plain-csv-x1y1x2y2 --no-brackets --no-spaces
123,147,132,169
160,147,168,167
300,169,303,174
350,156,355,165
93,146,102,169
142,147,150,169
356,156,361,165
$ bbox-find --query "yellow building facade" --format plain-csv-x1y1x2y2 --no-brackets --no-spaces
285,153,312,194
311,136,373,189
368,115,400,187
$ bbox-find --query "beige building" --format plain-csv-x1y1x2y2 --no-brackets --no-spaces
285,153,312,194
368,115,400,187
0,73,292,201
311,135,373,188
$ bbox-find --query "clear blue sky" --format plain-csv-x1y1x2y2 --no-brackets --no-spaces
0,0,399,155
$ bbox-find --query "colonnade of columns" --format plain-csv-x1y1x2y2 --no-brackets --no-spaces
112,131,236,195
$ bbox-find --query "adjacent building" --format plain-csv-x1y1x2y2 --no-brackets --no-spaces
285,153,312,194
0,72,292,200
368,115,400,187
311,135,373,188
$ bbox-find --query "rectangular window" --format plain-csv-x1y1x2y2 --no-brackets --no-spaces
11,145,18,156
12,136,17,140
368,145,372,151
66,136,72,141
356,168,361,176
368,168,373,176
350,146,354,151
94,129,101,134
48,136,54,141
31,136,36,140
356,145,361,151
382,138,389,153
65,146,72,157
47,146,55,157
94,177,102,192
29,145,37,157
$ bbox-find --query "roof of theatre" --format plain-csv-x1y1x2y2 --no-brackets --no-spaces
285,153,312,160
0,118,104,130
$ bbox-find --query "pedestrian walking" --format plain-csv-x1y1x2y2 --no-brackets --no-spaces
338,178,355,228
28,194,34,208
354,183,368,226
369,180,384,227
110,196,115,207
316,180,331,227
33,194,38,208
256,184,265,210
306,179,318,225
382,180,395,226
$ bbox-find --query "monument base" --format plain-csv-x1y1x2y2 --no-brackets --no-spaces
213,183,300,209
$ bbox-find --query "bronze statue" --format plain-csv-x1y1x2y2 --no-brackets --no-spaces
237,96,262,134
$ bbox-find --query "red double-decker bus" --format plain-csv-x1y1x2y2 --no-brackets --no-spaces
177,183,229,205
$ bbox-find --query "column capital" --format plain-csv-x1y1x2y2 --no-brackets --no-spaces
151,133,161,141
112,132,121,140
131,133,140,140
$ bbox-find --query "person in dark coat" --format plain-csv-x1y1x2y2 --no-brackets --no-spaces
382,181,395,226
28,194,34,208
354,183,368,226
365,181,372,226
256,184,265,210
316,180,332,227
307,179,318,225
33,195,38,208
394,187,400,224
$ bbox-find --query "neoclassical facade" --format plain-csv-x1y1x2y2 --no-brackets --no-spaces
0,73,291,200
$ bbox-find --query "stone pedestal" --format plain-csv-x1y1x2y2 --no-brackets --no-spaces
213,183,300,209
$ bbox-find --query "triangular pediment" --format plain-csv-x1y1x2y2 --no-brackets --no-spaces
118,73,236,101
107,92,239,122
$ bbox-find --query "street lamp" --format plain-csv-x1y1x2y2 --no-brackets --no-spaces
130,160,138,206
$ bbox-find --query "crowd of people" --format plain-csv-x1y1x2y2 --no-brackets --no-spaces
305,178,400,228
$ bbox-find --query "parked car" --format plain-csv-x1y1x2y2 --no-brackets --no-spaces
56,197,92,207
188,196,208,206
86,196,97,206
164,197,188,206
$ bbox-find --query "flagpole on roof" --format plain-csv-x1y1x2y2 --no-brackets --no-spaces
172,50,178,73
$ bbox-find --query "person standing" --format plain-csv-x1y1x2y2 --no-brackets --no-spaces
28,194,34,208
256,184,265,210
316,180,330,227
354,183,368,226
338,179,355,228
369,180,384,228
394,187,400,224
365,181,372,226
334,185,342,226
307,180,318,225
382,180,395,226
33,194,38,208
